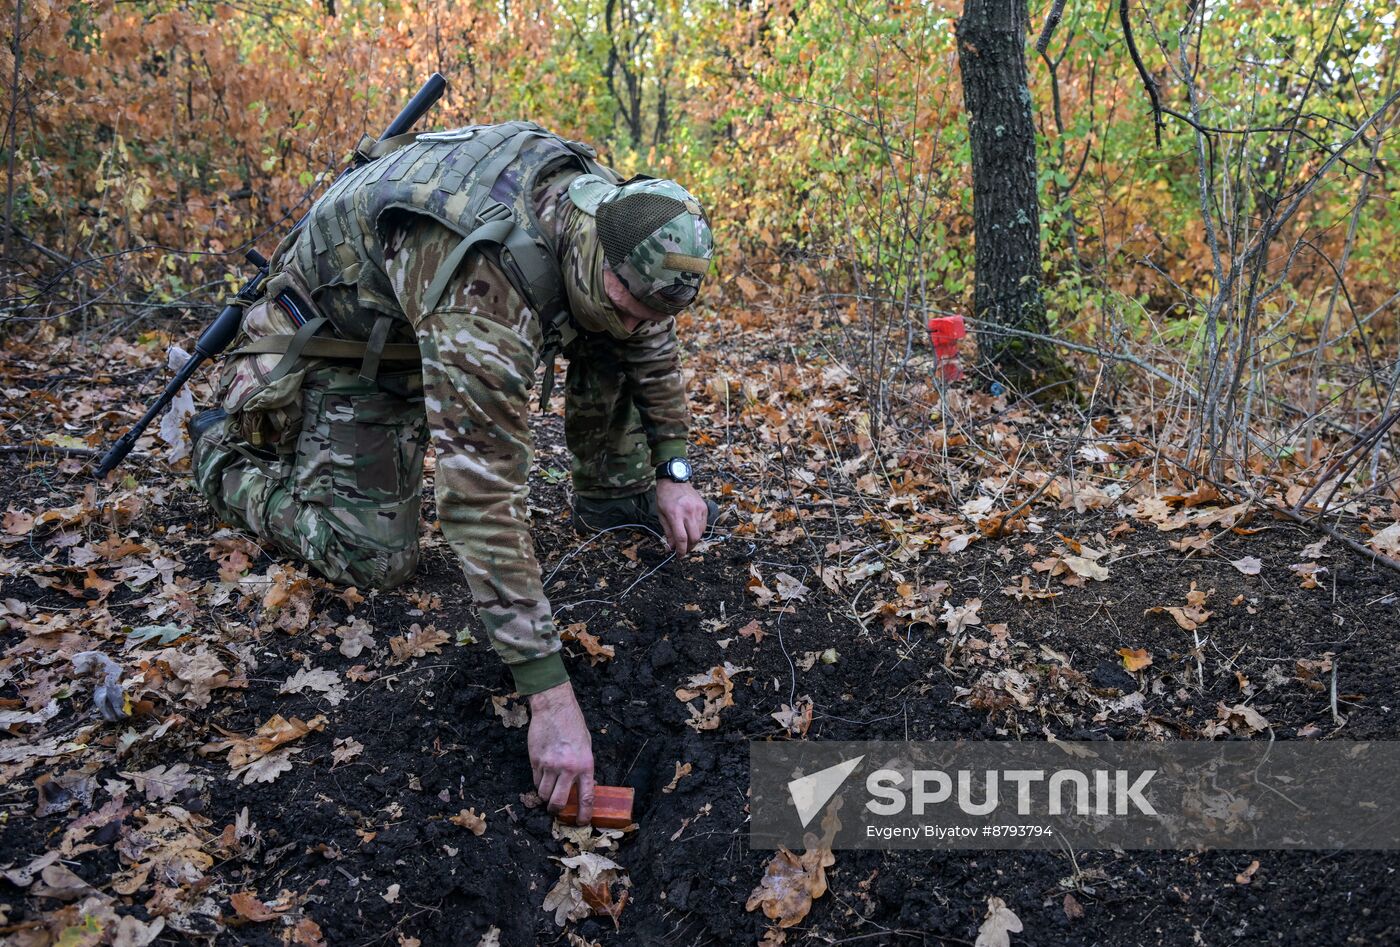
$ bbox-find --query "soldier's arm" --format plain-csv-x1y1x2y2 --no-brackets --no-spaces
617,317,690,465
385,222,566,696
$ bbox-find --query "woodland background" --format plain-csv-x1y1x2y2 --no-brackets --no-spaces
5,0,1400,489
3,1,1400,945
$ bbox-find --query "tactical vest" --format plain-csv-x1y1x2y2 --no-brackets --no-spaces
224,122,614,442
280,120,615,326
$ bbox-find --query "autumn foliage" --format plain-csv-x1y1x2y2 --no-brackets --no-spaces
4,0,1396,328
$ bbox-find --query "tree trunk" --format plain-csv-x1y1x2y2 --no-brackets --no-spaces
957,0,1075,399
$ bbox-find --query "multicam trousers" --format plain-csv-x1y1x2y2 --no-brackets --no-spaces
190,345,655,590
563,329,658,501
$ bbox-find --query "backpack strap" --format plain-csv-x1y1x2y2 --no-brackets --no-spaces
265,317,330,386
354,131,421,164
421,203,516,314
359,314,394,383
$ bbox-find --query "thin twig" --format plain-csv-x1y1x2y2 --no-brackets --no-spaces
1120,0,1163,146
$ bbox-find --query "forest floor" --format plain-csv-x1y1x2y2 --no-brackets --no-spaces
2,319,1400,947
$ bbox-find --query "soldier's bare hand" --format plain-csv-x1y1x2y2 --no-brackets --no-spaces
527,680,596,825
656,479,709,556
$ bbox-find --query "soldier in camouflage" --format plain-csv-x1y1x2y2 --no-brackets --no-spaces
187,122,715,823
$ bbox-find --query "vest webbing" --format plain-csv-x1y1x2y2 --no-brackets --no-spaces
282,122,613,328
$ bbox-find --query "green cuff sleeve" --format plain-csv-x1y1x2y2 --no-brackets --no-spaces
651,438,688,466
509,651,569,696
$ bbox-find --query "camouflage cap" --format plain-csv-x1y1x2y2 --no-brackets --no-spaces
567,174,714,316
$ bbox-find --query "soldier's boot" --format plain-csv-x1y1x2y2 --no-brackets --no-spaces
572,489,721,539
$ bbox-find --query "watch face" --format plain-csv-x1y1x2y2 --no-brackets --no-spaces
665,458,692,482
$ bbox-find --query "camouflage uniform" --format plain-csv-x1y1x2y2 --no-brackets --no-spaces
191,124,711,695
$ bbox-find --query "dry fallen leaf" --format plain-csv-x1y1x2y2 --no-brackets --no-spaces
450,808,487,836
542,851,630,927
1118,648,1153,672
770,696,814,736
202,713,326,769
279,666,347,706
291,917,326,947
336,617,376,658
974,896,1024,947
125,762,199,802
662,761,693,793
1062,555,1109,581
746,798,841,928
233,747,296,784
1,850,61,888
332,736,364,767
738,619,766,643
229,891,283,922
1236,859,1261,884
32,862,99,901
1230,556,1263,576
675,662,751,731
389,623,450,664
113,915,166,946
561,622,615,665
491,695,528,728
1146,585,1213,630
1290,561,1326,589
1300,537,1329,559
941,598,983,637
1002,575,1060,601
1368,522,1400,558
1219,702,1270,733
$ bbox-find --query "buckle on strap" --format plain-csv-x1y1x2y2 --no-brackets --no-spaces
478,201,513,224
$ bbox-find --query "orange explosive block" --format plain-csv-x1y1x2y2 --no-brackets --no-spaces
558,784,635,829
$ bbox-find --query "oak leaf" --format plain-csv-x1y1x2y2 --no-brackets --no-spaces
675,663,750,731
1230,556,1262,576
202,713,325,769
1118,648,1153,672
332,737,364,766
279,667,347,705
390,624,450,664
561,622,614,665
229,891,282,922
746,798,841,928
491,695,528,728
542,852,630,927
974,896,1024,947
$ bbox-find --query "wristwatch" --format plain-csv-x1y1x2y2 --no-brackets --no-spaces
656,457,693,483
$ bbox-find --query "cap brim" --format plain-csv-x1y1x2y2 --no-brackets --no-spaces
566,174,617,216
